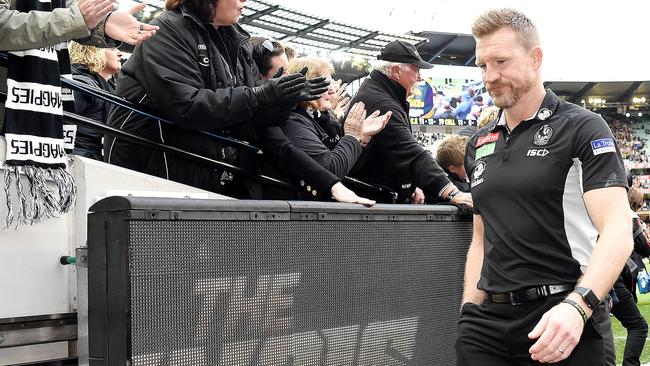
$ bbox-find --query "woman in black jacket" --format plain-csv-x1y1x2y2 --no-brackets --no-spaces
281,57,391,178
69,41,122,160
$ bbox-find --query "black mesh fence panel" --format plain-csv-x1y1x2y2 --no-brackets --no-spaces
124,220,470,366
87,199,471,366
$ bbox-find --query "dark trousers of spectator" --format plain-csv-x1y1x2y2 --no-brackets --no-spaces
611,278,648,366
456,293,615,365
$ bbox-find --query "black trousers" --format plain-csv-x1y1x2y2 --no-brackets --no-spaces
456,294,615,365
611,278,648,366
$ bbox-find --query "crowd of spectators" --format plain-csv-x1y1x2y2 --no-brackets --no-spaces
608,118,648,163
413,131,446,151
430,86,494,121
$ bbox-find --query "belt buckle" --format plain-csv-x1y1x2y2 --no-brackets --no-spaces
536,286,549,298
509,292,521,305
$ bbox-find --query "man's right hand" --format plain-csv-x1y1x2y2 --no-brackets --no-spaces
79,0,115,30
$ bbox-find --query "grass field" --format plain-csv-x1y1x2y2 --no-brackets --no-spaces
611,291,650,365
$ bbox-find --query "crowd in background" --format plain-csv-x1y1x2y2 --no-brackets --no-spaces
413,131,445,150
608,118,648,164
430,86,493,121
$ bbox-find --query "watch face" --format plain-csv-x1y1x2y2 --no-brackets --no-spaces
575,287,600,309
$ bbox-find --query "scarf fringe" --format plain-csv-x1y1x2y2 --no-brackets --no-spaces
4,166,14,229
3,164,77,229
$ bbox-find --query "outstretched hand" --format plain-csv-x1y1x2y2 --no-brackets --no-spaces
360,109,391,139
296,67,331,102
344,102,391,146
270,67,285,79
104,3,159,45
330,182,375,207
330,80,350,119
79,0,115,30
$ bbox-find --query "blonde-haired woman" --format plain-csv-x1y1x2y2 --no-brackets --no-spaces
280,57,391,179
68,41,122,160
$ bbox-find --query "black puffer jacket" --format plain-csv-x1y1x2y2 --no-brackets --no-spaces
349,70,451,203
71,63,114,160
105,6,263,195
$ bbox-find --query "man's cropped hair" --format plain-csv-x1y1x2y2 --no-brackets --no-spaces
471,8,540,50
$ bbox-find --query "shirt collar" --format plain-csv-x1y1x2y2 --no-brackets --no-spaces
491,89,561,132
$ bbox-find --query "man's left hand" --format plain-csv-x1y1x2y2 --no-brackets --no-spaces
411,187,425,204
528,301,586,363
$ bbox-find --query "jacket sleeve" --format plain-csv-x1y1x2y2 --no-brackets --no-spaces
633,216,650,257
258,126,339,198
369,99,452,198
131,17,261,131
0,0,117,51
71,73,97,116
281,113,362,178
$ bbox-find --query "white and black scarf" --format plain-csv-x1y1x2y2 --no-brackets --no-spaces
3,0,77,228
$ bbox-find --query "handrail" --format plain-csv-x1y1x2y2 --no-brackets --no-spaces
342,176,398,203
0,91,298,192
0,51,262,155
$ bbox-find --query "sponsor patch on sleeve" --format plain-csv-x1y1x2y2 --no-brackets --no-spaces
590,138,616,156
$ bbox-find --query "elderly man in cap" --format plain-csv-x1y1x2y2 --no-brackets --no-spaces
348,40,473,206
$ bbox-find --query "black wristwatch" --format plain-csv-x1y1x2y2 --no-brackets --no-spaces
446,188,460,201
573,286,601,310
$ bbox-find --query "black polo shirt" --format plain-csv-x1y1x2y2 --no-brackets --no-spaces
464,90,627,293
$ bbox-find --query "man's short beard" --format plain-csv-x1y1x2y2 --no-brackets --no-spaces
490,79,535,109
493,92,518,109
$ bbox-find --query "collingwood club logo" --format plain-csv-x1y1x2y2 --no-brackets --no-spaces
533,124,554,146
537,107,553,121
471,160,486,188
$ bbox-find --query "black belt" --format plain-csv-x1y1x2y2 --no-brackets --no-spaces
487,284,575,305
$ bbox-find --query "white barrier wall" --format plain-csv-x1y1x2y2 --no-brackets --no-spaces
0,137,229,364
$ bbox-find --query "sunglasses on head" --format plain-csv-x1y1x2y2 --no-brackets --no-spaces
254,39,279,59
261,39,275,53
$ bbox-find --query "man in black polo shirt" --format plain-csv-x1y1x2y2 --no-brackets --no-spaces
456,8,632,365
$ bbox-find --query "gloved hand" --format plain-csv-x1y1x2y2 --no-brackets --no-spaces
297,75,331,102
291,67,331,102
270,67,285,79
253,71,306,106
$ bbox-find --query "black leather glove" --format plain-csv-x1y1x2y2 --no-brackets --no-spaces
296,75,331,102
270,67,285,79
253,71,306,106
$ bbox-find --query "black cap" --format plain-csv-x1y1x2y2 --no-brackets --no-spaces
377,40,434,69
